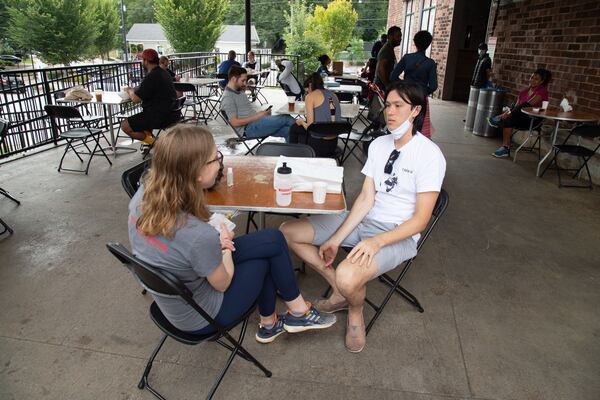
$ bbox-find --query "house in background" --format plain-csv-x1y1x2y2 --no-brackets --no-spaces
126,24,260,59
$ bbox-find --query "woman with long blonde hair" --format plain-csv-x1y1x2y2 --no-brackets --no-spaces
128,125,336,342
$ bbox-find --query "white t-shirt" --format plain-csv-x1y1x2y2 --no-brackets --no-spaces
361,132,446,241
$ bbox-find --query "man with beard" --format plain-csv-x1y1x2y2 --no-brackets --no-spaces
121,49,179,145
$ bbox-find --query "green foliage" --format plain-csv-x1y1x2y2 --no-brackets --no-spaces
354,0,389,42
155,0,228,52
283,0,324,77
8,0,98,65
94,0,121,58
124,0,155,32
340,38,370,65
224,0,289,48
307,0,358,59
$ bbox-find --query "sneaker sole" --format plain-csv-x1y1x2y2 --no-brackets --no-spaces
255,329,286,344
283,320,336,333
492,152,509,158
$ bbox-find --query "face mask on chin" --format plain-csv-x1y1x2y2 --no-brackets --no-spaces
389,114,414,140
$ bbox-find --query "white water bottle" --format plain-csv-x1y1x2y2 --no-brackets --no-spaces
275,162,293,207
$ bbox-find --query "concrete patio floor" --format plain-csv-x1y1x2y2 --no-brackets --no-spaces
1,89,599,400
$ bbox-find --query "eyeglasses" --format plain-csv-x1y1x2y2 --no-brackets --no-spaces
384,150,400,174
206,151,223,166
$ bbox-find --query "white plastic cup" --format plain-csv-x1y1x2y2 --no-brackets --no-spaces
312,182,327,204
541,101,549,111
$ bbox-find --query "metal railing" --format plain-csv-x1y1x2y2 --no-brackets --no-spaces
0,56,215,158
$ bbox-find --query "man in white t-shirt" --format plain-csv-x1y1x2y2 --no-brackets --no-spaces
280,81,446,353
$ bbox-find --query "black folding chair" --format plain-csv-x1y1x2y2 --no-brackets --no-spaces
511,117,546,162
324,189,449,335
220,110,267,155
106,243,271,400
173,82,208,124
250,71,271,104
44,105,112,174
0,118,19,235
540,124,600,189
121,159,151,198
54,91,103,127
306,121,353,164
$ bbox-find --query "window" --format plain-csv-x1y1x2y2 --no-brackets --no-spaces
402,0,415,56
420,0,436,57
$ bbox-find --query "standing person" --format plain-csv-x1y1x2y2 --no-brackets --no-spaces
121,49,179,145
471,43,492,88
289,73,341,157
390,30,437,138
220,65,295,142
371,34,387,58
489,68,551,158
280,81,446,353
128,125,336,343
218,50,241,88
374,26,402,91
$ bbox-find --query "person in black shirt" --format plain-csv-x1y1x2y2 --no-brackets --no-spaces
471,43,492,88
371,34,387,58
121,49,179,145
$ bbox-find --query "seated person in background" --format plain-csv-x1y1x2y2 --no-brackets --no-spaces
390,30,437,138
159,56,180,82
221,65,294,142
316,54,334,76
277,59,303,100
281,80,446,353
371,34,387,58
121,49,179,145
218,50,241,88
360,58,377,82
489,68,551,158
289,73,341,157
242,51,257,70
129,125,336,343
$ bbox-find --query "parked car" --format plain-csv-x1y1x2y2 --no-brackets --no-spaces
0,74,26,93
0,55,22,64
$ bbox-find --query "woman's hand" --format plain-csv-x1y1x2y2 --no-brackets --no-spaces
220,223,235,252
346,237,383,268
295,118,305,126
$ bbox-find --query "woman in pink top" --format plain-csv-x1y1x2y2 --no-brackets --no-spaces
490,68,551,158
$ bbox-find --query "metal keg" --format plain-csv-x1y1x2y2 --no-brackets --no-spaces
473,88,506,137
465,86,480,131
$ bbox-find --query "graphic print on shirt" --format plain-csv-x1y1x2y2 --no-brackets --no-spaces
384,173,398,192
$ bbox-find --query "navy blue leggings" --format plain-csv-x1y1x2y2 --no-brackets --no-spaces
193,229,300,334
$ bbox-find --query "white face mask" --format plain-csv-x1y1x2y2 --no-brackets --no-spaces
389,115,415,140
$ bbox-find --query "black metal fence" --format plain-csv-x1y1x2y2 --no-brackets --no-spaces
0,52,300,158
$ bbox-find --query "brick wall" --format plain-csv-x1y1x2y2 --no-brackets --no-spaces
387,0,456,99
488,0,600,113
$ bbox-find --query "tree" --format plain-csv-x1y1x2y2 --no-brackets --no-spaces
8,0,98,65
94,0,121,59
155,0,228,52
354,0,389,42
124,0,155,32
283,0,324,76
308,0,358,59
224,0,289,49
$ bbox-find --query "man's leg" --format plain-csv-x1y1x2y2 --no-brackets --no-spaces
246,115,294,142
122,114,154,144
280,219,339,296
335,258,378,352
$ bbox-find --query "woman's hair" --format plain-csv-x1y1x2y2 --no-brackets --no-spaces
385,80,428,135
413,30,433,51
137,125,215,238
533,68,552,86
159,56,169,64
318,54,331,65
303,72,325,91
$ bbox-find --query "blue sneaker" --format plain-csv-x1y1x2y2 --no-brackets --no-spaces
488,116,501,128
255,314,286,344
284,303,337,333
493,146,510,158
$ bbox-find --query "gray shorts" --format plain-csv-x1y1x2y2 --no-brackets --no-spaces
308,211,418,277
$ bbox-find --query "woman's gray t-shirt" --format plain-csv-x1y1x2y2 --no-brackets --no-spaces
127,186,224,332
